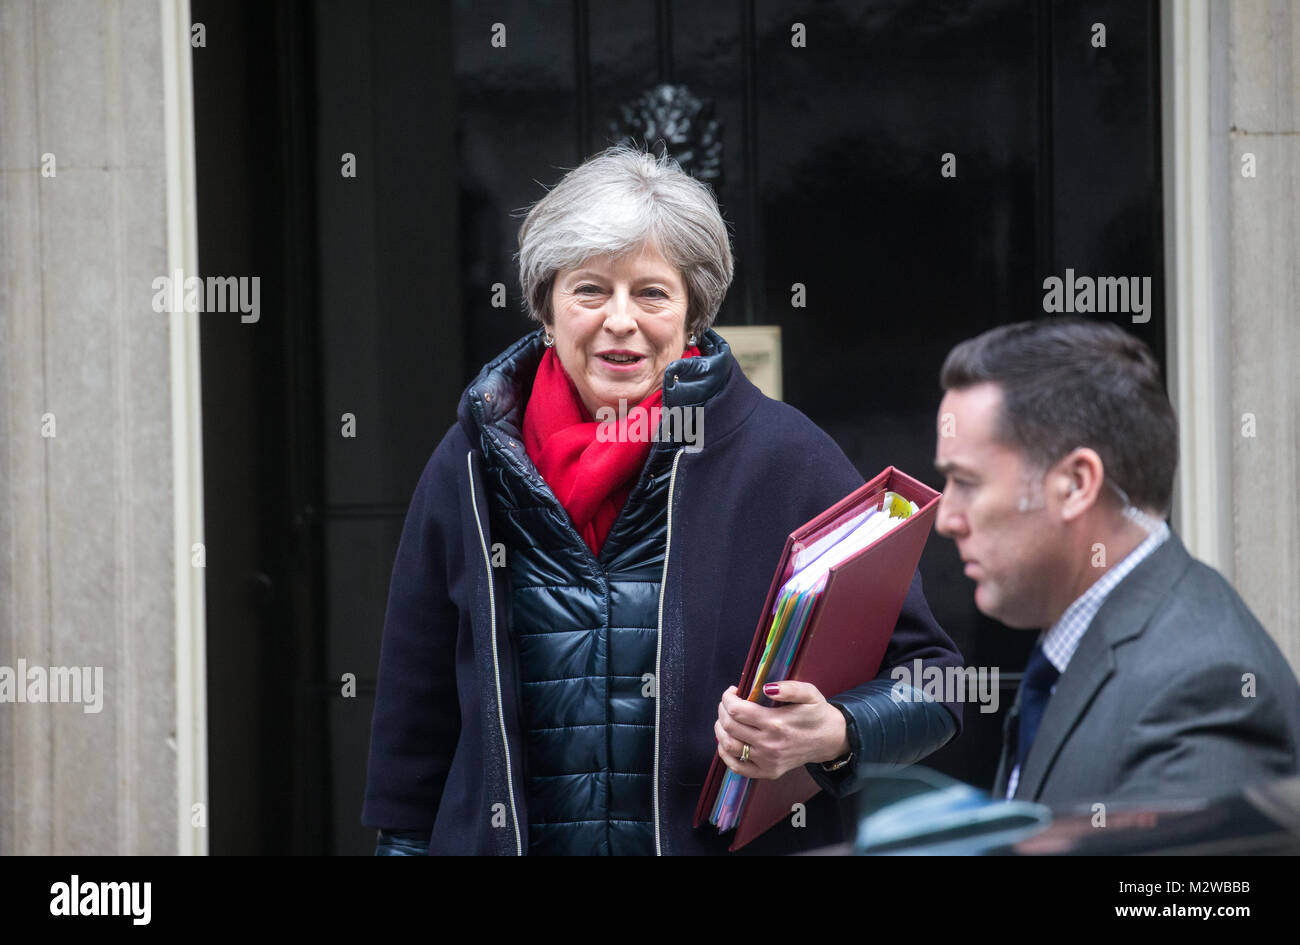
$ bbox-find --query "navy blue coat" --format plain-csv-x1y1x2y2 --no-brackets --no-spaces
361,329,964,854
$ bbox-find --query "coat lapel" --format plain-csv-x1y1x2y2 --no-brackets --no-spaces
1015,531,1194,801
1015,624,1116,799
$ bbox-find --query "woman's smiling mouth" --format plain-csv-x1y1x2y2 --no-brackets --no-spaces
596,350,646,370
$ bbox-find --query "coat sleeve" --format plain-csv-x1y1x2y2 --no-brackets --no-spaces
360,428,468,837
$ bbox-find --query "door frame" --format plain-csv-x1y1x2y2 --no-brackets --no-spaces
162,0,209,856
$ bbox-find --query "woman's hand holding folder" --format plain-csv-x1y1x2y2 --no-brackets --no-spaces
698,469,945,844
713,681,851,780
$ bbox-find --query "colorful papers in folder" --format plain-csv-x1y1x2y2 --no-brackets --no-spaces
709,491,919,833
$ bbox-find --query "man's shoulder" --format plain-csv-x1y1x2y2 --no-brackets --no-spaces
1048,537,1300,806
1113,544,1288,679
1152,556,1265,639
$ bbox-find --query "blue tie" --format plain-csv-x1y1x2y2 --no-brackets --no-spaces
1016,644,1061,773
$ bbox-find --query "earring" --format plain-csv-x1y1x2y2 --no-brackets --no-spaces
688,332,698,346
543,329,554,347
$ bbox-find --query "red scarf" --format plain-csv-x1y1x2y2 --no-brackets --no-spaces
522,344,700,557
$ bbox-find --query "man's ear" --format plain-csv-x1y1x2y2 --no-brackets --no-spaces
1058,448,1105,522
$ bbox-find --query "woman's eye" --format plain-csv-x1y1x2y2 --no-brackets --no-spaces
576,284,602,294
643,288,668,298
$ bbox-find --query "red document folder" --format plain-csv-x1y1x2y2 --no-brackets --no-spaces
691,466,942,851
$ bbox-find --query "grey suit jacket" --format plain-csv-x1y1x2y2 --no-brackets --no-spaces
993,531,1300,810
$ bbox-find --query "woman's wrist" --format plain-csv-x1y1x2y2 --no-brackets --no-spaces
823,702,853,763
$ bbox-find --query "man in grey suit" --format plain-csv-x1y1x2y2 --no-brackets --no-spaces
933,317,1300,808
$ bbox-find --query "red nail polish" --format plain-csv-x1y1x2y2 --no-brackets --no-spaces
764,683,779,696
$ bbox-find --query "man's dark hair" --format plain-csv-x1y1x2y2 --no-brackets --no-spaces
940,317,1179,515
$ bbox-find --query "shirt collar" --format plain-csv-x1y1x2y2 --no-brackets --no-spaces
1039,520,1171,674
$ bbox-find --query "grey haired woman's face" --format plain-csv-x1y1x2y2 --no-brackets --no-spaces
548,241,689,419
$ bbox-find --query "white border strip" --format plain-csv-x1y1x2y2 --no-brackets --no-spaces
161,0,208,855
1163,0,1231,576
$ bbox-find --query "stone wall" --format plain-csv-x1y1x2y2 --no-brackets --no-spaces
0,0,177,855
1220,1,1299,674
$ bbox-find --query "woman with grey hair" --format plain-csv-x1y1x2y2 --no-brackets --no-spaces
362,145,963,855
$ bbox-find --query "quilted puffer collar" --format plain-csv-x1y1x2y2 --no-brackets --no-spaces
457,327,752,478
